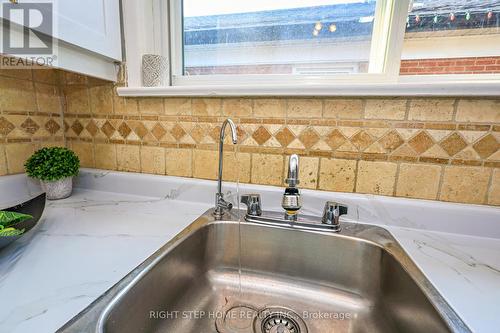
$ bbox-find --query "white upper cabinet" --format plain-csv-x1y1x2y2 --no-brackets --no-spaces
54,0,122,61
0,0,122,80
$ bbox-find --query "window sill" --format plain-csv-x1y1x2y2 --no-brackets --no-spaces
117,80,500,97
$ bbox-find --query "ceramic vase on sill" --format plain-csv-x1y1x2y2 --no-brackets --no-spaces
142,54,169,87
40,177,74,200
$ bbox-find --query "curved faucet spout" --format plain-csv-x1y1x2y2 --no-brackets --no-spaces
214,118,238,219
220,118,238,144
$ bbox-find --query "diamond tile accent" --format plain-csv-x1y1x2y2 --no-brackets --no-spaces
45,119,61,135
86,120,98,136
440,133,467,157
21,118,40,134
117,122,132,139
378,130,404,152
299,127,320,149
170,124,186,141
252,126,272,145
236,125,247,143
325,129,346,150
190,125,206,143
0,117,15,136
133,122,148,139
473,134,499,159
209,125,221,142
71,120,84,136
101,121,115,138
275,127,295,147
408,131,434,154
351,130,374,151
151,123,167,140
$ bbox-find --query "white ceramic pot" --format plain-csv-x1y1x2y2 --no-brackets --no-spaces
142,54,169,87
40,177,73,200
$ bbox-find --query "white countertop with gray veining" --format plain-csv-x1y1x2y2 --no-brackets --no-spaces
0,169,499,333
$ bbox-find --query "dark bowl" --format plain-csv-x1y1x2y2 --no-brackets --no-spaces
0,193,46,250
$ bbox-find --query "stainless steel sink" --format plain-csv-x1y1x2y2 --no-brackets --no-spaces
59,209,470,333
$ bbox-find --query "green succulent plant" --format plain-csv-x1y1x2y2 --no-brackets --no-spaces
24,147,80,182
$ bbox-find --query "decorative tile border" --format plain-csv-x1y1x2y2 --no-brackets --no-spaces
63,113,499,168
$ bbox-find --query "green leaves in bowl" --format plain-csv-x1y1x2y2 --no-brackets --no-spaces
0,227,24,237
0,211,33,228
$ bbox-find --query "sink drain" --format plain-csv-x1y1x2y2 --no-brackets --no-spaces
254,307,307,333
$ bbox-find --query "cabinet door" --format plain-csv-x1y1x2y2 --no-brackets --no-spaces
55,0,122,60
0,0,122,61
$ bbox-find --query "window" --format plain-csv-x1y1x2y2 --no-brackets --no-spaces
118,0,500,94
401,0,500,75
182,0,381,76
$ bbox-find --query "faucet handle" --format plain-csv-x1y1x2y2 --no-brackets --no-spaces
322,201,348,232
241,194,262,216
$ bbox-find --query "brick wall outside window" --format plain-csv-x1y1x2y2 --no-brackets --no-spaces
400,57,500,75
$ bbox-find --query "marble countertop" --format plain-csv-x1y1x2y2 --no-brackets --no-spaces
0,169,499,333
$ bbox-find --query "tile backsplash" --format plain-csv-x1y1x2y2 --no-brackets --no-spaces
0,68,65,175
1,68,499,206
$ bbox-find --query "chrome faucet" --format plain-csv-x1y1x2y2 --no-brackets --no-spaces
214,118,238,219
282,154,302,220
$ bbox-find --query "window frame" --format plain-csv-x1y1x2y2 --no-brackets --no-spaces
168,0,409,86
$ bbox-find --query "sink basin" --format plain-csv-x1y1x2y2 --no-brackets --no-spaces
59,210,469,333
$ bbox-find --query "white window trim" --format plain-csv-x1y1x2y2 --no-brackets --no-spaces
119,0,500,96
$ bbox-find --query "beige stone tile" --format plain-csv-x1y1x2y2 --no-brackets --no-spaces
114,96,138,115
34,140,63,150
95,144,117,170
324,99,363,119
192,98,221,116
254,99,286,118
138,98,164,114
164,98,191,115
5,143,34,174
0,147,7,176
116,145,140,172
356,161,397,196
0,68,32,80
319,158,356,192
166,148,192,177
396,164,441,200
193,150,218,180
283,156,319,189
365,99,406,120
473,134,498,159
287,99,322,118
70,142,94,168
140,146,165,175
223,152,251,183
0,76,36,111
488,169,500,206
35,83,61,113
222,98,253,117
90,85,113,114
64,72,88,85
33,69,58,84
251,153,284,186
408,99,455,121
63,85,90,114
440,166,491,204
456,100,500,123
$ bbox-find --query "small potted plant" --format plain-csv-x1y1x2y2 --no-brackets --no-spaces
25,147,80,200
